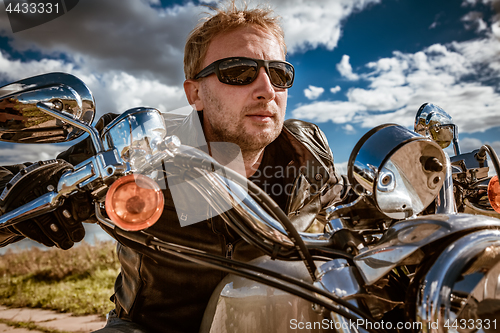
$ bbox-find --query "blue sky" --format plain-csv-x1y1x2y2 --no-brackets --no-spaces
0,0,499,173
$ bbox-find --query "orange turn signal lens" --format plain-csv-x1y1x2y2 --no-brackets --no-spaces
105,174,164,231
488,175,500,214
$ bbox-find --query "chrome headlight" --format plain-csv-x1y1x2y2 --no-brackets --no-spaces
348,124,446,219
101,107,166,170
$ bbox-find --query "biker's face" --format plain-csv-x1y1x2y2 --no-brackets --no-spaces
185,25,287,152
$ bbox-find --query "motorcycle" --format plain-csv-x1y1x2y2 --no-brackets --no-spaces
414,103,500,219
1,72,500,333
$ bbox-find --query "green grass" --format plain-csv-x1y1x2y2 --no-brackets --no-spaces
0,240,120,317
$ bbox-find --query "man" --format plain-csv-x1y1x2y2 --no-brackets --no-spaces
0,2,343,332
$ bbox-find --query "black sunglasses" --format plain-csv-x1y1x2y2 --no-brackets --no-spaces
194,56,295,89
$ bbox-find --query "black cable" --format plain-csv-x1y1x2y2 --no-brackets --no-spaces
179,169,314,262
476,145,500,181
113,227,385,333
222,206,308,260
233,190,356,263
223,209,277,254
308,247,355,262
180,170,282,256
174,153,318,281
244,178,318,278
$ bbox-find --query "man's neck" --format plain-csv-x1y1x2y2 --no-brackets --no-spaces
241,148,265,178
208,142,265,178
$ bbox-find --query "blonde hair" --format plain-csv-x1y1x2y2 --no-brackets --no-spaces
184,1,286,79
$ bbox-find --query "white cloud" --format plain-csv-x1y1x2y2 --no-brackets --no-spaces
0,0,382,76
0,52,188,166
0,144,72,165
347,85,413,111
98,72,186,116
0,0,384,119
462,11,488,32
304,85,324,100
292,23,500,135
0,51,76,81
330,86,341,94
451,33,500,77
0,51,188,119
336,55,359,80
343,124,356,134
0,0,203,86
459,137,500,154
461,0,495,7
292,100,365,123
272,0,381,53
334,160,348,176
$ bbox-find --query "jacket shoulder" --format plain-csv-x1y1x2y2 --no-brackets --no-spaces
283,119,334,163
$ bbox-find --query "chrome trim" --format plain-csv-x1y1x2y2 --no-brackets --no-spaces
434,152,456,214
325,218,349,234
353,213,500,285
0,72,95,143
0,192,59,227
414,229,500,332
100,108,167,170
326,195,364,220
207,171,334,247
0,140,126,229
414,103,458,152
57,163,95,196
214,173,294,247
348,124,446,219
38,100,129,181
315,259,362,298
58,150,127,193
95,149,128,179
94,203,116,229
101,107,165,137
37,102,104,153
464,197,500,217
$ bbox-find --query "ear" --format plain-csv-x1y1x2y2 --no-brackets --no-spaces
184,79,204,111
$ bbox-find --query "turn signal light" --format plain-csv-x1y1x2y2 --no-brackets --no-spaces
488,175,500,214
105,174,164,231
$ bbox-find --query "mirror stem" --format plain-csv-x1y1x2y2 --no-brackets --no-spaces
37,102,104,153
452,125,461,155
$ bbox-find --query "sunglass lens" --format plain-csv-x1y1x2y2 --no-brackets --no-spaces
269,62,294,88
219,58,257,85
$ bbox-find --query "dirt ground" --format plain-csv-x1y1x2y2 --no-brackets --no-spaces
0,306,106,333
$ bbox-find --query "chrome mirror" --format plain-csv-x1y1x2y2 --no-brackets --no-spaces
348,124,447,219
0,72,95,143
414,103,459,153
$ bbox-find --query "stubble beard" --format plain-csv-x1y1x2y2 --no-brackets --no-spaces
203,84,284,154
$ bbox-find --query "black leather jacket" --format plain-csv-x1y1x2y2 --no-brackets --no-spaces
0,111,344,332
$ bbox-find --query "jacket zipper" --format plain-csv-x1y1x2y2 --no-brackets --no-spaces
208,208,230,261
225,242,233,259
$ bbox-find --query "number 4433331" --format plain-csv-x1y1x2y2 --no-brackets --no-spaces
444,319,496,330
5,2,59,14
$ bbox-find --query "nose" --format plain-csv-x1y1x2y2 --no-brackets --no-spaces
252,67,276,101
